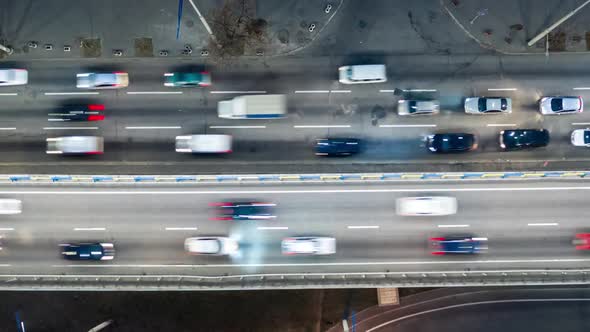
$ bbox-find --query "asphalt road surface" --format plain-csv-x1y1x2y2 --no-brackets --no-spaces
2,54,590,173
0,178,589,277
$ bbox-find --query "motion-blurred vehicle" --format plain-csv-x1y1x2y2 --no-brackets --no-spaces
396,196,457,216
164,72,211,87
573,233,590,250
426,133,477,153
175,135,232,153
76,72,129,89
464,97,512,114
48,104,105,122
46,136,104,155
430,236,488,255
0,69,28,86
217,94,287,119
184,237,238,255
499,129,549,150
210,201,276,221
60,243,115,260
338,64,387,84
281,237,336,255
0,199,22,214
315,138,360,156
397,100,440,116
540,96,583,115
571,129,590,147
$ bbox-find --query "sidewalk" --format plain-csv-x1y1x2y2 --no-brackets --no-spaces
0,0,343,60
442,0,590,54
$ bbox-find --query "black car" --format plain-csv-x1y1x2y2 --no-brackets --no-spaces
48,104,105,122
427,133,477,153
60,243,115,260
499,129,549,150
315,138,360,156
211,201,277,221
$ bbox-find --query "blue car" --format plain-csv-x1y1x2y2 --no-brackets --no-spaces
211,201,276,221
430,236,487,255
60,243,115,260
315,138,360,156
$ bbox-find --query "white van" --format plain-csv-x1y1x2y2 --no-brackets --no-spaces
338,64,387,84
0,199,22,214
175,135,232,153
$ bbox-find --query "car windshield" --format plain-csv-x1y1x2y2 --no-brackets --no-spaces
478,98,487,111
500,98,507,110
585,132,590,144
408,101,418,113
551,98,563,111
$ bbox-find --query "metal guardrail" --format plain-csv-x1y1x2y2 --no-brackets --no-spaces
2,269,590,290
0,171,589,184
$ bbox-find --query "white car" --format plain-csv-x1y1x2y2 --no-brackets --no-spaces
175,135,232,153
338,64,387,84
398,100,440,116
184,237,238,255
0,199,22,214
0,69,28,86
540,96,583,115
76,72,129,89
46,136,104,155
281,237,336,256
396,196,457,216
464,97,511,114
571,129,590,147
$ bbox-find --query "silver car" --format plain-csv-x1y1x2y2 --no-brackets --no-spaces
540,96,583,115
396,196,458,216
464,97,512,114
398,100,440,116
184,237,238,255
281,237,336,255
571,129,590,147
46,136,104,155
0,69,28,86
76,72,129,89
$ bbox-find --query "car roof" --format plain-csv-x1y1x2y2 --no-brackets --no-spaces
187,238,220,253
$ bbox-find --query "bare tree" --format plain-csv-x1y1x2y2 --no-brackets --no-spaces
207,0,268,63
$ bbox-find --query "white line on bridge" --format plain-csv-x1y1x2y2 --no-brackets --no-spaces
209,125,267,129
44,92,100,96
73,227,106,231
126,91,183,95
0,228,15,231
210,91,266,94
294,125,351,128
43,127,98,130
0,128,16,130
402,89,437,92
125,126,182,130
438,224,470,228
165,227,198,231
0,93,18,96
527,223,559,227
572,122,590,125
294,90,330,94
379,89,396,93
573,87,590,90
347,225,380,229
487,88,517,91
486,123,516,127
379,124,437,128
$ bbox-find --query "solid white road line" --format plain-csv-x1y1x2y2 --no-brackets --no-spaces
379,89,396,93
257,226,288,230
347,225,380,229
438,224,469,228
330,90,352,93
379,124,437,128
0,228,15,231
402,89,437,92
294,125,351,128
573,87,590,90
165,227,198,231
572,122,590,125
527,223,559,226
487,88,517,91
294,90,330,94
0,128,16,130
210,91,266,94
73,227,106,231
52,257,590,268
9,186,590,195
44,92,100,96
125,126,182,130
43,127,98,130
0,93,18,96
126,91,183,95
209,125,266,129
487,123,516,127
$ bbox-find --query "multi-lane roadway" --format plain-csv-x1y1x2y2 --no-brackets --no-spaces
0,178,588,278
3,54,590,173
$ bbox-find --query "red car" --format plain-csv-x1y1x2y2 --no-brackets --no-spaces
48,104,105,122
573,233,590,250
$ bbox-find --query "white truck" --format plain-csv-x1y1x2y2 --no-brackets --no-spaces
217,94,287,119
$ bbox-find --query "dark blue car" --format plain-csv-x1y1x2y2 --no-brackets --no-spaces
315,138,360,156
430,236,487,255
60,243,115,260
211,201,277,221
